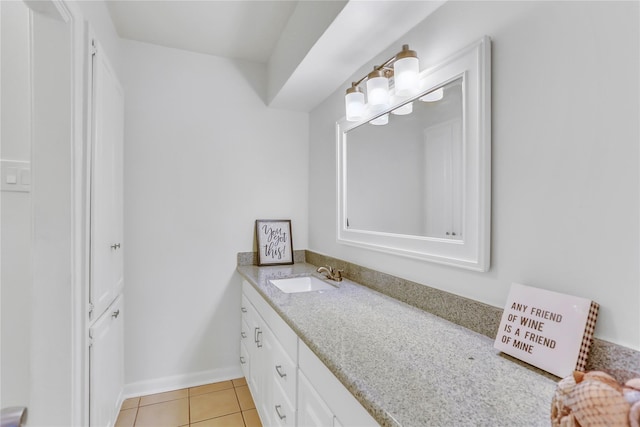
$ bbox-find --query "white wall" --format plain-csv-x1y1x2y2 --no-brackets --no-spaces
309,1,639,350
1,0,32,409
121,40,309,392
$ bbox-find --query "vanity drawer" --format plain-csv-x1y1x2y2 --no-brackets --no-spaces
241,295,251,320
240,341,249,377
240,316,251,341
272,377,295,427
271,335,296,407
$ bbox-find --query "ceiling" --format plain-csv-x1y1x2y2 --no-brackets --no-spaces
106,1,298,63
106,0,446,112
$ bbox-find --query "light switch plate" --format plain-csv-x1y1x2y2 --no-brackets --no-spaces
1,160,31,192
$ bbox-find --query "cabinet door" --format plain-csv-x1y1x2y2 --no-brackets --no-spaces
272,376,295,427
271,336,297,409
89,295,124,427
257,325,274,426
244,300,261,396
89,38,124,320
243,296,272,426
298,371,334,427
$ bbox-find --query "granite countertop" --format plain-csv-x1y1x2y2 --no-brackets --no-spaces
237,262,557,427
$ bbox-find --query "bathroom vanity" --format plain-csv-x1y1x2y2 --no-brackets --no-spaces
237,262,556,427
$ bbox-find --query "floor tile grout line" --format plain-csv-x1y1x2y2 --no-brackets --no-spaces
118,379,254,427
233,386,245,426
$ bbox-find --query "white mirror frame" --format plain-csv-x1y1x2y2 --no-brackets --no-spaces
336,36,491,271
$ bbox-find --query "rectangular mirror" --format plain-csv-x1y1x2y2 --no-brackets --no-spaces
337,37,491,271
346,77,463,239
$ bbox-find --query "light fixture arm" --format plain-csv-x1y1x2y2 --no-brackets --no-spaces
349,45,416,90
344,44,419,123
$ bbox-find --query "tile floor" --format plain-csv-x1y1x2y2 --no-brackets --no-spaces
115,377,262,427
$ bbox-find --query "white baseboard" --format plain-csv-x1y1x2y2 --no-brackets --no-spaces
122,366,244,401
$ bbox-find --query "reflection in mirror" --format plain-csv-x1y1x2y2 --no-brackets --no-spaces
346,79,463,239
337,36,491,271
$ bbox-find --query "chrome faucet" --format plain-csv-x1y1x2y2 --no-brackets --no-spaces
316,265,343,282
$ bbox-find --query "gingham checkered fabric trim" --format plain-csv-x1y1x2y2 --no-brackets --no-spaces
575,301,599,372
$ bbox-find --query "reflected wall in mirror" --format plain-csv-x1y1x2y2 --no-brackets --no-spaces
346,78,463,239
337,36,491,271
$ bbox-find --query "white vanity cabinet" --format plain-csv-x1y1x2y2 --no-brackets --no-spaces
89,295,124,427
240,280,378,427
241,281,298,426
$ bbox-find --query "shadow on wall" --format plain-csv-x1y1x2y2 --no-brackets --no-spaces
182,270,245,383
230,60,268,106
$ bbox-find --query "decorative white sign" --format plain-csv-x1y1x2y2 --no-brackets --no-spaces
494,283,599,378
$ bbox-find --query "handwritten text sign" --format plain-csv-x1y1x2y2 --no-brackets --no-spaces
494,283,598,378
256,220,294,266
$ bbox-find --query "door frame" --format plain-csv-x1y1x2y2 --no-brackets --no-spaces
24,0,90,425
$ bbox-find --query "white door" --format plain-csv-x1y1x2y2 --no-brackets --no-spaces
88,36,125,427
89,295,124,427
424,119,462,239
89,38,124,321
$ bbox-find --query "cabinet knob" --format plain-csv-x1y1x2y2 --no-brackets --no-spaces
240,356,246,365
241,332,247,339
111,309,120,318
241,307,247,313
110,243,121,250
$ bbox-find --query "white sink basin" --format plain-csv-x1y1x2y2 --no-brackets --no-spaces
269,276,337,293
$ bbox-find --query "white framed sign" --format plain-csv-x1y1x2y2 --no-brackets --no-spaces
494,283,599,378
255,219,294,266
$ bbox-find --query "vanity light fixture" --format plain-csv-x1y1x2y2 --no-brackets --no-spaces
420,87,444,102
345,84,365,121
344,44,420,124
391,100,413,115
366,67,391,111
369,113,389,126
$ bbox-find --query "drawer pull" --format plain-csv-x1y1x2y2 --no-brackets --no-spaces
241,332,247,339
241,307,247,313
275,365,286,378
240,356,246,364
275,405,286,420
254,327,262,348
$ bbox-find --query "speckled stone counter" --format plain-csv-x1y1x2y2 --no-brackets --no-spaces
237,263,557,427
